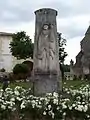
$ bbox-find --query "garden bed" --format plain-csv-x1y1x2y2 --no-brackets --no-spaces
0,83,90,120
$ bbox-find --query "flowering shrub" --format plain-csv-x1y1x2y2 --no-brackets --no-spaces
0,84,90,120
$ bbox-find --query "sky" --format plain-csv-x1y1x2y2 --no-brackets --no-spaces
0,0,90,64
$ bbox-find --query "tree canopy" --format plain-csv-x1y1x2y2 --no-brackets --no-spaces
57,32,68,64
9,31,34,60
57,32,68,79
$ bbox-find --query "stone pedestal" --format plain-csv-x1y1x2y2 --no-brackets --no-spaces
33,8,61,95
33,72,58,95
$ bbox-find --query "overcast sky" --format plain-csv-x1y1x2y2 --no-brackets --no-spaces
0,0,90,64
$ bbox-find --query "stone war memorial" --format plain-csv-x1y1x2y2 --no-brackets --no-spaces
33,8,62,95
1,8,90,120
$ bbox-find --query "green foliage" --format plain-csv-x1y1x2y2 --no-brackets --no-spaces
0,68,6,72
62,64,70,72
57,32,68,64
57,32,68,79
13,63,29,74
60,64,70,80
9,31,34,60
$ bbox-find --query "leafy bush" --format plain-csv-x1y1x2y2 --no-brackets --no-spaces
0,68,6,72
13,63,29,74
0,85,90,120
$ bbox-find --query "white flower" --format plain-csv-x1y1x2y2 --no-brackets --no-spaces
16,97,23,101
32,104,35,108
57,106,59,110
67,91,70,94
53,98,58,105
69,106,72,110
10,98,15,102
87,115,90,118
8,106,12,109
52,112,54,118
53,92,58,97
63,112,66,116
39,101,41,105
64,82,66,85
75,105,83,112
1,104,6,110
62,103,67,109
46,93,52,96
48,110,54,118
12,108,16,111
72,104,76,107
40,97,44,101
14,90,20,96
60,110,62,113
83,105,88,112
82,102,85,105
43,111,46,115
20,102,25,109
48,105,51,110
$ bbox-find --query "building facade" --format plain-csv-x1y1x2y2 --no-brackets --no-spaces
0,32,30,72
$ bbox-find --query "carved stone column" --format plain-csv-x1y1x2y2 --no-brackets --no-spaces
33,8,62,95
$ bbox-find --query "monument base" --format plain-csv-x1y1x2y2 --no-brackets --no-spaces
33,72,59,96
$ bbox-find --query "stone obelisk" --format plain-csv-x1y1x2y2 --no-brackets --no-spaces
33,8,61,95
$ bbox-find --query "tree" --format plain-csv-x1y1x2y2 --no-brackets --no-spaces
62,64,70,72
9,31,34,60
57,32,68,64
57,32,68,79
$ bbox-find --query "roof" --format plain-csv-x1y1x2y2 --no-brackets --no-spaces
85,26,90,35
76,51,83,59
0,32,13,36
80,25,90,45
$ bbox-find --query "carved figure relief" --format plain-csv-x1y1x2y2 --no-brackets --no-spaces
36,23,56,71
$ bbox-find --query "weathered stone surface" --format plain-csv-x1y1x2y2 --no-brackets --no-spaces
70,25,90,78
33,74,58,95
33,8,61,95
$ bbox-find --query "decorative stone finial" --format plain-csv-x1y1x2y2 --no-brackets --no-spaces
35,8,57,16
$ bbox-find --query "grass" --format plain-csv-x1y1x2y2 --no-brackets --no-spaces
0,79,90,89
10,81,33,89
63,80,90,89
0,81,33,89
